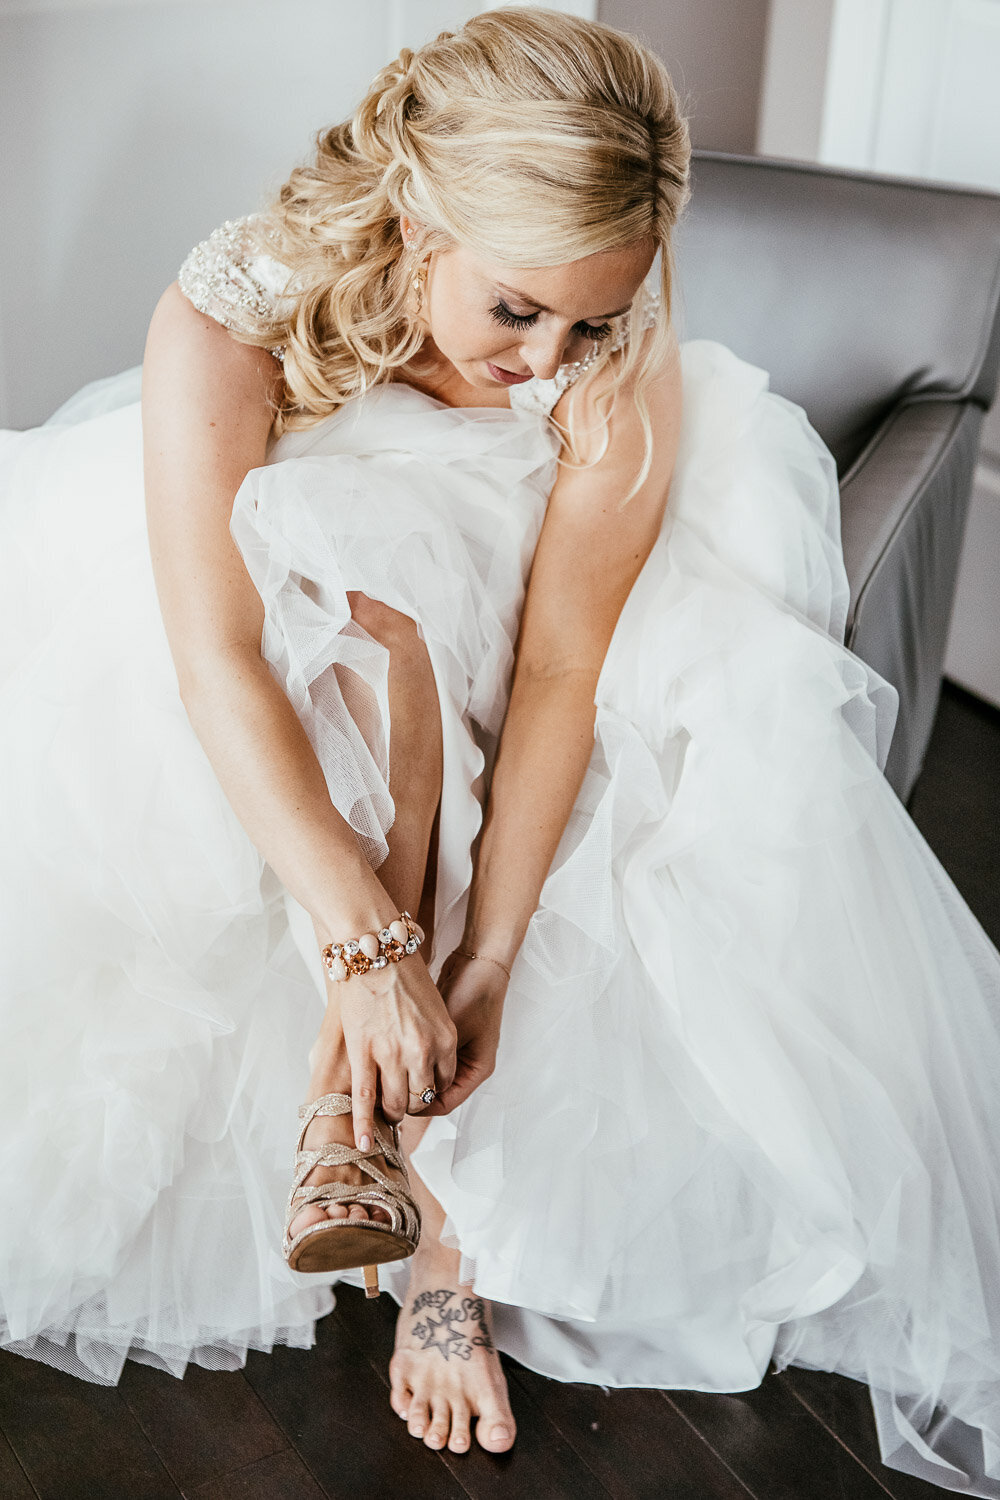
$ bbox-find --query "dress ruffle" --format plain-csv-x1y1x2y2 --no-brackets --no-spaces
0,397,334,1382
413,353,1000,1499
2,344,1000,1496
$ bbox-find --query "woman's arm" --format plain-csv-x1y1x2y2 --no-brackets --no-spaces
142,286,457,1143
430,336,683,1111
467,336,683,961
142,287,385,928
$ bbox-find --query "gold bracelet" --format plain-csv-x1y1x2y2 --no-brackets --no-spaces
454,947,512,981
322,910,424,983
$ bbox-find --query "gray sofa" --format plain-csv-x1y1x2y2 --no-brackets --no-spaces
673,150,1000,802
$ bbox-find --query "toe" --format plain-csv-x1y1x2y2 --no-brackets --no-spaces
447,1400,472,1453
326,1203,349,1220
288,1205,324,1237
388,1357,411,1420
407,1397,430,1440
347,1204,370,1223
475,1400,516,1454
424,1399,451,1450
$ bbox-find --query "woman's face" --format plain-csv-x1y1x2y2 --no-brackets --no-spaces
402,217,657,391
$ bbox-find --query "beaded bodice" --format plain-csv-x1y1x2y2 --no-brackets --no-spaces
177,215,661,419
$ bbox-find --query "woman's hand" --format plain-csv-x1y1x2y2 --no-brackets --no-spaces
336,956,458,1148
422,952,509,1117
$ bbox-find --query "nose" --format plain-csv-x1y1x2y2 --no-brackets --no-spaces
519,326,570,383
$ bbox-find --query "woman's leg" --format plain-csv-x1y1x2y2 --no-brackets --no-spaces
289,591,443,1238
295,594,515,1455
388,1110,515,1454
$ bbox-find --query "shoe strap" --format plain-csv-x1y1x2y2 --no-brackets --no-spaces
287,1096,419,1244
295,1092,400,1156
297,1092,351,1128
286,1162,419,1245
289,1181,408,1237
291,1137,404,1192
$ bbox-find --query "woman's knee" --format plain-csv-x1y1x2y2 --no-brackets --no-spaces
348,591,426,663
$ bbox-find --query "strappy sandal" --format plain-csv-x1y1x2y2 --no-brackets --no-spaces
282,1092,421,1297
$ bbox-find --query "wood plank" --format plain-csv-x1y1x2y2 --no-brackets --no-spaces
0,1425,37,1500
242,1312,467,1500
119,1363,287,1493
512,1364,754,1500
666,1373,894,1500
333,1284,611,1500
186,1447,326,1500
781,1368,950,1499
0,1351,179,1500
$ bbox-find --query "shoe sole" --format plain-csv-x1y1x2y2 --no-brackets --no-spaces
287,1220,417,1274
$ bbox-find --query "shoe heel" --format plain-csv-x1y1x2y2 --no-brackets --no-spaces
363,1264,380,1298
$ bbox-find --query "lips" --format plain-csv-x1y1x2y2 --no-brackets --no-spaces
486,361,534,386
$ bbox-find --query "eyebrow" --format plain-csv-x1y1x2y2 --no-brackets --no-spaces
496,282,633,320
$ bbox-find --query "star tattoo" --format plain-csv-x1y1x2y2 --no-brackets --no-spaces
409,1289,496,1362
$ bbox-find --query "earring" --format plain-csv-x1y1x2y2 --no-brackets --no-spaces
411,259,428,314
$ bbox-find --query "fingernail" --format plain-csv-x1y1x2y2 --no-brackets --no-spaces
491,1425,511,1442
359,1134,370,1151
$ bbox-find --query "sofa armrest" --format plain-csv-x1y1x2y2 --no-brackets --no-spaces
840,398,984,801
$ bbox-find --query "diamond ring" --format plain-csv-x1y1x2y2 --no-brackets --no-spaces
410,1086,437,1106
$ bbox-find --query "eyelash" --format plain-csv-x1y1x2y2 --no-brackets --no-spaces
489,300,613,342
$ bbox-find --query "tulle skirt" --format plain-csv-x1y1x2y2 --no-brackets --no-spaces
2,342,1000,1496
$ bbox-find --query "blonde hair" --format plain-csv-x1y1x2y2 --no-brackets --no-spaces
246,6,690,493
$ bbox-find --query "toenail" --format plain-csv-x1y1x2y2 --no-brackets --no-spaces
490,1425,511,1442
411,1426,424,1438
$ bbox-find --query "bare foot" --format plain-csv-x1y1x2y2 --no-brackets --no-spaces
389,1244,515,1454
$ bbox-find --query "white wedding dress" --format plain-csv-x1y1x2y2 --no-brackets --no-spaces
2,217,1000,1497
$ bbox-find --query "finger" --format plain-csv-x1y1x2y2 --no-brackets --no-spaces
406,1080,434,1115
435,1040,458,1094
379,1060,409,1125
436,952,458,988
425,1055,490,1115
345,1048,378,1152
405,1050,441,1114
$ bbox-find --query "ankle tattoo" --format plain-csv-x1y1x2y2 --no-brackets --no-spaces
409,1289,495,1362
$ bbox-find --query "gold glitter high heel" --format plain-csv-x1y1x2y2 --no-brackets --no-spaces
282,1092,420,1296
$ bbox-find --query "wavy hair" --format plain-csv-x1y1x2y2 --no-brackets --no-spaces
243,6,690,496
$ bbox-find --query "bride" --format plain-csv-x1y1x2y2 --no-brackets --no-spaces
3,7,1000,1492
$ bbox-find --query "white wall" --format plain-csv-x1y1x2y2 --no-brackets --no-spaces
1,3,384,427
0,0,594,430
600,0,769,153
756,0,835,160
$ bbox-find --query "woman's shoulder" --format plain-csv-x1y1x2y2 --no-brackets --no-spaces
177,215,292,358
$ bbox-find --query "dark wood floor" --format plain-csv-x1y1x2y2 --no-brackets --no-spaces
2,680,997,1500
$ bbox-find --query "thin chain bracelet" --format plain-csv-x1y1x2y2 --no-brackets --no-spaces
322,910,424,983
454,947,512,981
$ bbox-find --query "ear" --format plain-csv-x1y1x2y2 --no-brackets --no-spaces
400,214,424,247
